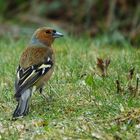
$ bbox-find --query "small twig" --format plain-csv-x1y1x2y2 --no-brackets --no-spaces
116,80,123,94
136,75,139,91
116,80,120,93
134,74,140,97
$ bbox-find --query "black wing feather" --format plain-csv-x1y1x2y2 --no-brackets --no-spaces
15,59,53,99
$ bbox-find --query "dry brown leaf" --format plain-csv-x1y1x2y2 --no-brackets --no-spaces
96,58,111,77
128,67,135,80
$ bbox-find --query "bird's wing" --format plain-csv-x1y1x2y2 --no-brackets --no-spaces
15,57,53,99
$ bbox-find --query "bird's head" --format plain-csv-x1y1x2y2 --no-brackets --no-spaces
31,27,63,46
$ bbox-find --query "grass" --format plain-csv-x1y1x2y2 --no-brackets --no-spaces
0,35,140,140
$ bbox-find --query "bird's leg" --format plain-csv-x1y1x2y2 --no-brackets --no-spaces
39,87,49,100
39,87,43,94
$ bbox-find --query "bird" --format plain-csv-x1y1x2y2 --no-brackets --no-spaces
13,27,63,118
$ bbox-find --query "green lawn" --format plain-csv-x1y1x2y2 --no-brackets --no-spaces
0,36,140,139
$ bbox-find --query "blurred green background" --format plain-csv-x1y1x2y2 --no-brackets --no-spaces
0,0,140,46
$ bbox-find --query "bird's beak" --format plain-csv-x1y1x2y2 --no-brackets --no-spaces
53,31,63,38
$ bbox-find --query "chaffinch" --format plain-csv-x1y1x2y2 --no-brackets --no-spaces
13,27,63,118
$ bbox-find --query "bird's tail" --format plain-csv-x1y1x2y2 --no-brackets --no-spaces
13,89,31,118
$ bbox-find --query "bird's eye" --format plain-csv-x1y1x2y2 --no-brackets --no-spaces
45,30,51,34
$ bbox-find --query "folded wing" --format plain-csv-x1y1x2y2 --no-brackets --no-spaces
15,57,53,99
